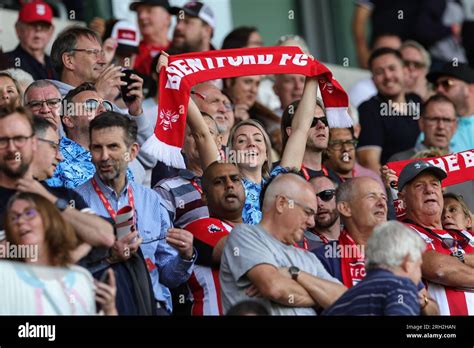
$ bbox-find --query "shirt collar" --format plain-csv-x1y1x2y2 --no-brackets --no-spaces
93,173,130,199
179,169,199,180
61,136,88,154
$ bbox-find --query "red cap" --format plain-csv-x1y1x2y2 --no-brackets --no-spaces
18,2,53,25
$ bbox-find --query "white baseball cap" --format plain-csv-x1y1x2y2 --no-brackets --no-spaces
111,20,140,53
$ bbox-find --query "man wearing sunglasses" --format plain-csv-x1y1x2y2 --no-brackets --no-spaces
46,83,137,189
426,62,474,154
50,27,156,169
314,177,387,288
0,106,114,255
399,160,474,315
220,173,346,315
280,97,339,182
300,176,340,251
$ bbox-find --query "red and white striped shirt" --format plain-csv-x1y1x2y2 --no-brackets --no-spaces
405,222,474,315
185,218,233,316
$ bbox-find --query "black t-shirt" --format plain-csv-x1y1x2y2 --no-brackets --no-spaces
357,93,421,165
272,161,341,182
4,45,58,81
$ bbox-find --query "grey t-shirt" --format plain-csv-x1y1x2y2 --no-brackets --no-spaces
220,223,340,315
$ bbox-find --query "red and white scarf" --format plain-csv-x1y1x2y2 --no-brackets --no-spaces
387,150,474,218
339,230,366,288
141,46,352,168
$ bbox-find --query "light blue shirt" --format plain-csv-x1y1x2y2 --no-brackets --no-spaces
450,115,474,153
75,174,194,312
417,114,474,153
242,166,287,225
46,136,133,189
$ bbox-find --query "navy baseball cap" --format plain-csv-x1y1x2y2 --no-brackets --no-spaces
398,160,447,192
427,62,474,84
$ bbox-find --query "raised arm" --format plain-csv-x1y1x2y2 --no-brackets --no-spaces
280,76,318,170
187,96,220,170
157,52,219,171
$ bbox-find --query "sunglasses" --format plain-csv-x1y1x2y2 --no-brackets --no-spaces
434,79,455,91
403,60,426,69
440,236,470,250
311,116,329,128
316,189,336,202
84,98,113,112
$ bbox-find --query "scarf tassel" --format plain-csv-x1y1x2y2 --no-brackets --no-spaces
141,134,186,169
326,107,353,128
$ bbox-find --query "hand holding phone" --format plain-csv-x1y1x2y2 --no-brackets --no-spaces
120,69,138,103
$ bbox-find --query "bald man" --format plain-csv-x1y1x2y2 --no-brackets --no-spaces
220,173,346,315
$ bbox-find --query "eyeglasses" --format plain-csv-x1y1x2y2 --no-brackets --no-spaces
316,189,336,202
84,98,113,112
38,138,60,152
0,134,34,149
434,79,455,91
403,60,426,69
423,116,457,125
141,235,167,244
311,116,329,128
27,98,61,110
328,139,358,150
281,196,316,218
9,207,38,224
70,48,106,59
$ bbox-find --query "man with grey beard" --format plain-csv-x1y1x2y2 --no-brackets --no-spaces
299,176,340,251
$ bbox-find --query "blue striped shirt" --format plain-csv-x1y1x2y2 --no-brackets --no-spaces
323,269,420,316
75,174,194,312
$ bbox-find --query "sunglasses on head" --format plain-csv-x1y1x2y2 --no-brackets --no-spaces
311,116,329,128
316,189,336,201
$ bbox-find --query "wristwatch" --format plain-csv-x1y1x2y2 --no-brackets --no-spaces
289,266,301,280
451,249,465,263
55,198,69,212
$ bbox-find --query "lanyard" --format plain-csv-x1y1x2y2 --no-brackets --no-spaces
92,178,135,222
301,164,328,181
337,169,356,183
190,178,203,194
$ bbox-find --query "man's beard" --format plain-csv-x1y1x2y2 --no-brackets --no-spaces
315,210,339,229
0,153,31,178
97,160,122,184
173,37,204,54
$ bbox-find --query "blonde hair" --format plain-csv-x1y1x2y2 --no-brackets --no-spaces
227,119,273,180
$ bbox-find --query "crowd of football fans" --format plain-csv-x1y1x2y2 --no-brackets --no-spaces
1,0,474,316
